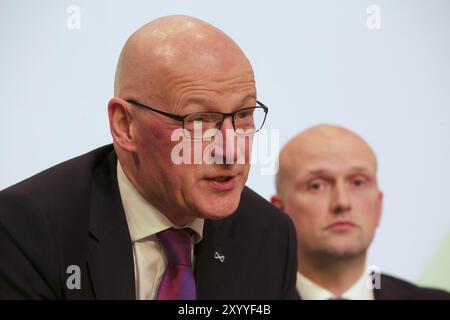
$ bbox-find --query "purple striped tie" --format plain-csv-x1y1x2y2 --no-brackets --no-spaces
155,228,196,300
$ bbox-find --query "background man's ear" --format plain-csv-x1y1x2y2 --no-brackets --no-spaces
376,190,383,226
270,194,284,211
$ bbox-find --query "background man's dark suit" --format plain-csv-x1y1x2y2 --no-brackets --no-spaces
373,274,450,300
0,145,298,299
297,274,450,300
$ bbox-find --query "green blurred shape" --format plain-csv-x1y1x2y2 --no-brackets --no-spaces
418,228,450,291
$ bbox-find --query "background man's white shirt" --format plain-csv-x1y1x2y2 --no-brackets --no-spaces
296,270,374,300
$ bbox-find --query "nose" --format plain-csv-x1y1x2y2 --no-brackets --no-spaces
330,181,351,214
219,117,238,164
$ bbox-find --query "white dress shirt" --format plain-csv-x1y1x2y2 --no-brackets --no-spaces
117,161,204,300
296,269,375,300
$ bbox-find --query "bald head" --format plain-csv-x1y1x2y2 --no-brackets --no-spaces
114,15,252,107
108,16,256,225
276,125,378,194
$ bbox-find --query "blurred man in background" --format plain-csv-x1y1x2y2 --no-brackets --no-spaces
272,124,450,300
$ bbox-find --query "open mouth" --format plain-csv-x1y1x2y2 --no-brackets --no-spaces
205,174,238,191
210,176,233,183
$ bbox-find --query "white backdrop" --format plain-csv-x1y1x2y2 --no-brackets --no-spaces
1,0,449,289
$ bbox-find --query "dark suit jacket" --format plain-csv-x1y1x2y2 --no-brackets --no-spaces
0,145,298,299
373,274,450,300
297,274,450,300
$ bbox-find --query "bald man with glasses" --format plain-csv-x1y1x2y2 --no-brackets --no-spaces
0,15,297,300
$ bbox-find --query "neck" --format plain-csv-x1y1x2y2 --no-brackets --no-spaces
299,250,367,297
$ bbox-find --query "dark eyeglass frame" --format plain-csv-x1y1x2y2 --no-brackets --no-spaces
126,99,269,135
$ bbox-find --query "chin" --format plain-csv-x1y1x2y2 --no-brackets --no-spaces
326,244,366,259
196,193,242,220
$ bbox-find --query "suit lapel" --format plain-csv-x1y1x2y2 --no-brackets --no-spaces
87,151,135,299
194,217,241,299
374,274,412,300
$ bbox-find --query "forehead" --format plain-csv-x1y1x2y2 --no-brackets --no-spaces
166,53,254,83
162,60,256,111
287,137,377,177
136,24,257,110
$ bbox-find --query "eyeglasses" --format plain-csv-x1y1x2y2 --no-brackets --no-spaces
126,99,268,140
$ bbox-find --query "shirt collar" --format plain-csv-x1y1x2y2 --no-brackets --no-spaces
117,161,204,243
341,269,374,300
297,268,374,300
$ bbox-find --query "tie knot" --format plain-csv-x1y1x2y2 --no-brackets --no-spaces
157,228,193,266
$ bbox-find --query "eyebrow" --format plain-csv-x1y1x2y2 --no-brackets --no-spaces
305,169,330,176
240,94,257,105
183,94,257,112
304,166,373,177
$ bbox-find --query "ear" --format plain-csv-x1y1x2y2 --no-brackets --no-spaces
270,194,284,211
108,97,137,152
376,191,383,226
